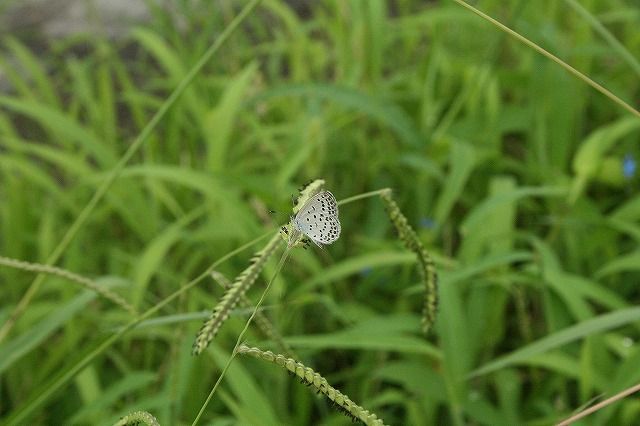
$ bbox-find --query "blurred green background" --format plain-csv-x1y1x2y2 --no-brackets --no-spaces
1,0,640,424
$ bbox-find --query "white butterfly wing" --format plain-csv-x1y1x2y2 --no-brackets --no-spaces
293,191,341,246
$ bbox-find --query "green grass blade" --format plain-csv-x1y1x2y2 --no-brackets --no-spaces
433,141,476,228
1,216,271,425
132,208,205,308
204,62,258,172
0,291,96,374
461,186,566,236
0,0,263,343
0,96,116,165
68,372,157,425
595,250,640,279
471,307,640,377
249,83,423,146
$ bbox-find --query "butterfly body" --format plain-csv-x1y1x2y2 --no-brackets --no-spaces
289,190,341,248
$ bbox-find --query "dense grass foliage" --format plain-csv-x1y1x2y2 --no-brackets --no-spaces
1,0,640,424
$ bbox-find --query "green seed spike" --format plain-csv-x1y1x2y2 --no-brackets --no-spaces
112,411,160,426
237,345,387,426
380,189,439,335
0,255,137,316
210,271,298,359
192,232,283,355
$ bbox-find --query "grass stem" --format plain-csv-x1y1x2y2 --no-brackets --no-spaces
451,0,640,120
557,382,640,425
191,248,292,426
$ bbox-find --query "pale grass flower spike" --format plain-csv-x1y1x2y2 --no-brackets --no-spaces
287,190,341,248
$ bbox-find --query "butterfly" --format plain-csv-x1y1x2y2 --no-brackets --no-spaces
288,190,341,248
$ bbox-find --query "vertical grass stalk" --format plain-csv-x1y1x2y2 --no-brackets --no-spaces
191,247,292,426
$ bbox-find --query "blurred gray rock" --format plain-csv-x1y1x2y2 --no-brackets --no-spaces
1,0,153,39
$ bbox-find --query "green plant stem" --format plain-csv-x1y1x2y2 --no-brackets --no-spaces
0,0,263,344
557,382,640,425
210,271,297,359
450,0,640,120
338,188,391,206
191,248,292,426
4,231,272,426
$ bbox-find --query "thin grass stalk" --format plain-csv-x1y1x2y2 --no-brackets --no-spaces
192,232,283,355
337,188,391,206
113,411,160,426
237,345,386,426
191,248,292,426
0,0,263,343
210,271,298,359
380,189,438,334
556,382,640,426
450,0,640,120
4,231,272,425
0,256,137,316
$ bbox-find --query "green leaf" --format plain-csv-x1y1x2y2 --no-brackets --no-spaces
132,208,205,308
249,83,423,146
204,62,258,171
461,186,566,236
596,250,640,279
433,141,476,227
471,307,640,377
0,96,117,166
0,291,96,374
68,372,157,425
209,345,281,426
285,315,440,358
570,117,640,202
294,251,414,296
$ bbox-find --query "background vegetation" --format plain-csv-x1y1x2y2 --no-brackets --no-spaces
1,0,639,424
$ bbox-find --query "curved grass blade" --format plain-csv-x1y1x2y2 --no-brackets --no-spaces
0,291,97,374
471,307,640,378
248,83,423,146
